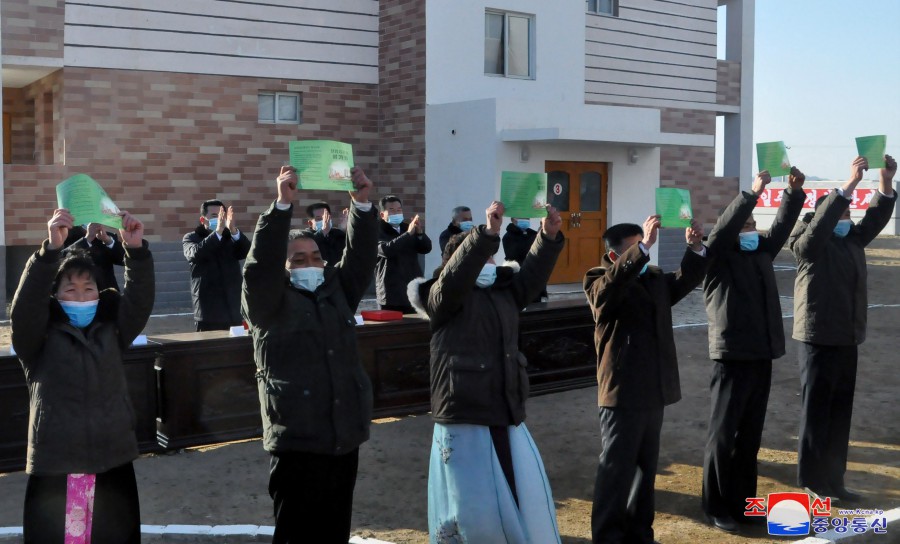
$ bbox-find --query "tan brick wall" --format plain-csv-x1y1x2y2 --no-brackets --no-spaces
717,60,741,107
660,146,739,229
2,72,63,164
378,0,426,216
1,0,64,58
3,68,380,245
660,107,716,136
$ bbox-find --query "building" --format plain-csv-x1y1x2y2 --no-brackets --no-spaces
1,0,754,312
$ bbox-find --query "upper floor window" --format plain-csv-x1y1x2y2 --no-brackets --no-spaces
484,11,534,79
587,0,617,16
259,92,301,124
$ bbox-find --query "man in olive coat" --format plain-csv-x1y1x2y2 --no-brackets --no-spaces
242,165,377,544
584,215,706,544
701,167,805,532
790,154,897,503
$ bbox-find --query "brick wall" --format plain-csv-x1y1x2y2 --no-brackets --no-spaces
716,60,742,107
3,68,380,245
0,0,64,58
378,0,427,216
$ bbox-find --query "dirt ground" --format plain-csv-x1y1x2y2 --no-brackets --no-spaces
0,239,898,543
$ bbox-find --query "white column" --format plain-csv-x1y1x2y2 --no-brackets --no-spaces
723,0,755,191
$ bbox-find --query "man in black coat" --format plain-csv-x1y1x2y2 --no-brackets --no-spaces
584,215,706,544
305,201,347,266
701,167,806,532
790,155,897,503
437,205,473,254
63,223,125,292
183,199,251,331
376,195,432,313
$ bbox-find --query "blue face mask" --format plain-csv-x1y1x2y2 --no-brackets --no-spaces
207,218,218,232
834,219,852,238
59,300,99,329
739,231,760,251
516,220,531,230
459,221,474,232
387,214,403,225
475,263,497,288
289,267,325,292
314,219,332,232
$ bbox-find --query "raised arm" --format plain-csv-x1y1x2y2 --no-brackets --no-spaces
668,220,707,305
336,167,379,310
763,167,807,256
11,209,73,361
852,154,898,247
241,167,295,328
706,171,770,257
115,212,155,347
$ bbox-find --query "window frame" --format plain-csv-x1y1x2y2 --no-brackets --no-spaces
258,91,302,125
586,0,618,17
484,10,536,80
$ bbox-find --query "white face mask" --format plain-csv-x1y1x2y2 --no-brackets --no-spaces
289,267,325,292
475,263,497,288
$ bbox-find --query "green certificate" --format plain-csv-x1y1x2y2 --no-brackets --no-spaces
655,188,693,228
855,135,886,169
56,174,123,230
756,141,791,176
289,140,355,191
500,171,548,218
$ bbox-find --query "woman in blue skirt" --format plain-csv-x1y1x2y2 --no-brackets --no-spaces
409,201,565,543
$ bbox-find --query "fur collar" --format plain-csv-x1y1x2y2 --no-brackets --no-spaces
406,260,521,321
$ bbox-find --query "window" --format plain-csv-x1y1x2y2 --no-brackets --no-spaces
258,92,301,124
587,0,617,16
484,11,534,79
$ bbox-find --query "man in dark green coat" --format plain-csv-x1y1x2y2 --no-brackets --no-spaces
701,167,805,532
242,165,377,544
790,154,897,503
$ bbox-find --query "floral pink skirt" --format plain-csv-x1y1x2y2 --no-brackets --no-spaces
64,473,96,544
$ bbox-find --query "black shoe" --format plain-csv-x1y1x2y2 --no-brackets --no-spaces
832,486,862,502
706,514,739,533
804,486,840,504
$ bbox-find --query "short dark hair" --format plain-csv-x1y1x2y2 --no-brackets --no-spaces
306,202,331,218
52,250,99,294
380,195,402,209
451,206,471,220
815,194,829,209
433,230,475,278
288,229,317,243
602,223,643,253
201,200,224,217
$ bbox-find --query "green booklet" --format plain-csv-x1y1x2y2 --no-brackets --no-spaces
855,135,886,169
56,174,123,230
500,171,548,218
756,141,791,176
288,140,355,191
655,188,693,228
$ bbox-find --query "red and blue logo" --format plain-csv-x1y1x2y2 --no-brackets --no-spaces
766,493,811,535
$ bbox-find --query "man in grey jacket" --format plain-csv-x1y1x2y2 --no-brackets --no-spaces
790,154,897,503
701,167,805,532
242,165,377,544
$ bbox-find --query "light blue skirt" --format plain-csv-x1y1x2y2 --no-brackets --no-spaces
427,422,561,544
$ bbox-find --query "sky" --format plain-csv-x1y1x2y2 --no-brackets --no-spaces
718,0,900,181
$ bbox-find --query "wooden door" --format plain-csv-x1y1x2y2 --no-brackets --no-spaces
546,161,608,284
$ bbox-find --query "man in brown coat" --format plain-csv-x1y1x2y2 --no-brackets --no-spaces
584,215,706,544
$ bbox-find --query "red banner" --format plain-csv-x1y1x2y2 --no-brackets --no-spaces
755,188,878,210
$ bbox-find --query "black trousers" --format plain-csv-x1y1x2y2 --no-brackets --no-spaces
798,342,858,492
269,448,360,544
702,359,772,520
24,461,141,544
592,407,663,544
